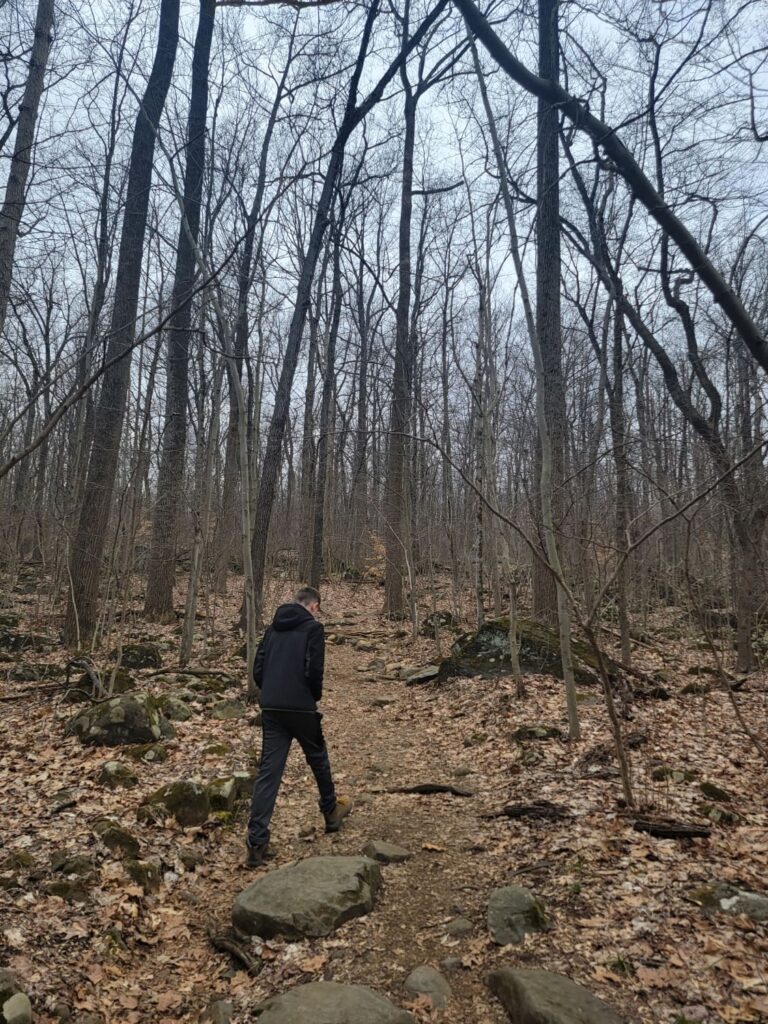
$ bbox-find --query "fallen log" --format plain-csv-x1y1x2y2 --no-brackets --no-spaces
633,817,711,840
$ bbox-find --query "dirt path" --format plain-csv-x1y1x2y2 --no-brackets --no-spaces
2,592,767,1023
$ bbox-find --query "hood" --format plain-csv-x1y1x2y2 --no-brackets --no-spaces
272,602,315,631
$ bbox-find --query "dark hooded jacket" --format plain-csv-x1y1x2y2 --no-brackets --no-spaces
254,602,325,713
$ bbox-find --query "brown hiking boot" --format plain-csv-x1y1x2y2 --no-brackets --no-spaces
244,841,269,868
324,795,353,834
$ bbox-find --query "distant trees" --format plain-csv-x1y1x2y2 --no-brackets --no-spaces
0,0,764,683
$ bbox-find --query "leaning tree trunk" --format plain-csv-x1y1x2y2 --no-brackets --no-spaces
145,0,215,621
64,0,180,645
0,0,54,340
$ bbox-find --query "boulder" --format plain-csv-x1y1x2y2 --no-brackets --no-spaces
363,841,411,864
489,968,623,1024
253,982,413,1023
125,743,168,763
208,777,237,813
405,665,441,686
98,761,138,789
124,858,161,894
692,883,768,922
68,692,174,747
200,1000,233,1024
440,617,619,683
232,770,256,800
404,966,451,1009
64,669,135,703
138,781,210,827
446,916,473,937
699,781,733,803
156,696,193,722
488,886,548,945
210,699,245,721
93,819,140,859
0,973,21,1007
110,642,162,670
233,856,381,939
512,725,563,742
2,992,32,1024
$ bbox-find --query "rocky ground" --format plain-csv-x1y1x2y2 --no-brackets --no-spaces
1,578,767,1023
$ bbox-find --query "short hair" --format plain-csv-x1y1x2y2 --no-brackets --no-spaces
295,585,321,608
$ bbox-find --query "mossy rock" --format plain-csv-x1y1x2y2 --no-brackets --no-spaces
210,699,245,721
124,858,161,893
650,765,697,783
0,630,50,653
208,777,237,812
65,668,136,704
420,610,457,637
138,780,210,827
513,724,563,742
681,682,710,696
125,742,168,763
692,883,768,921
155,695,193,722
68,692,174,747
93,819,140,859
50,852,94,876
98,760,138,789
203,742,232,756
233,770,257,800
487,886,549,945
188,675,230,695
3,852,33,874
7,662,46,682
42,878,91,902
700,803,741,826
441,617,616,683
699,781,733,803
109,642,162,670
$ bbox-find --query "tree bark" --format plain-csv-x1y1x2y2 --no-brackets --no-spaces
0,0,55,340
531,0,566,625
145,0,215,621
64,0,180,645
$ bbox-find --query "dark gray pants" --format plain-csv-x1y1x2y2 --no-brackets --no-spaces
247,710,337,846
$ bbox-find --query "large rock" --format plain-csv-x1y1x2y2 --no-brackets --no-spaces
404,966,451,1009
233,856,381,939
98,761,138,789
68,692,174,747
138,781,210,827
440,618,619,682
488,886,548,945
489,968,623,1024
110,642,162,670
253,982,412,1023
692,883,768,922
2,992,32,1024
363,841,411,864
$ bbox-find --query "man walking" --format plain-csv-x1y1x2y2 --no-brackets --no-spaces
245,586,352,867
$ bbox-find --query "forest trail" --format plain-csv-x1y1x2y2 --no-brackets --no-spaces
1,583,768,1023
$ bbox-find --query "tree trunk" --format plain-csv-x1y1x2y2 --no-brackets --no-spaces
0,0,54,340
384,67,416,618
309,224,343,588
145,0,215,621
531,0,566,625
64,0,180,645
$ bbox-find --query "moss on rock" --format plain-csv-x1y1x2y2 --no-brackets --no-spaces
138,780,210,827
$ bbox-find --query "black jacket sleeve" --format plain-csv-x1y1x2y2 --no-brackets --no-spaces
253,629,270,688
305,622,325,702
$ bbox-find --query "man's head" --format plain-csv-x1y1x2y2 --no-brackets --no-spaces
295,585,321,619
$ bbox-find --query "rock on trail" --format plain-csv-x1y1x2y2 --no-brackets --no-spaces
253,982,413,1023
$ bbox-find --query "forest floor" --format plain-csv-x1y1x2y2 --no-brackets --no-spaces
1,577,767,1024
